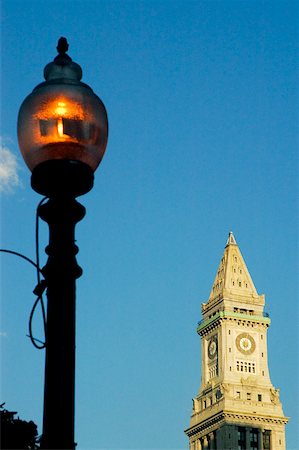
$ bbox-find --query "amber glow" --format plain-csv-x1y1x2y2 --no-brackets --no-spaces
34,97,87,143
57,118,64,137
55,102,67,116
35,97,85,121
55,102,68,137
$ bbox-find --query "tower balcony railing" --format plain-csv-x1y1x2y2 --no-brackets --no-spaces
197,310,270,329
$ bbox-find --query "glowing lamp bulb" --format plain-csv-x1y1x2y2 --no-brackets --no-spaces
57,118,64,137
55,102,67,116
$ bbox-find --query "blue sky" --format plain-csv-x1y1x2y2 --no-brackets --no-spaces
0,0,298,449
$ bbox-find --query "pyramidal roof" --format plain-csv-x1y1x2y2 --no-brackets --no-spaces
208,231,258,303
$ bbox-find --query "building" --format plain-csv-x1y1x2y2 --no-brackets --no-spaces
185,232,288,450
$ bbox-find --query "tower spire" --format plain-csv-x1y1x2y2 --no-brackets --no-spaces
206,232,259,306
226,230,237,246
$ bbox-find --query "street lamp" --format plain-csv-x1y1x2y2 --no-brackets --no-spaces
17,38,108,450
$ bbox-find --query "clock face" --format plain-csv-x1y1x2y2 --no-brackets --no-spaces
236,333,256,355
208,337,218,359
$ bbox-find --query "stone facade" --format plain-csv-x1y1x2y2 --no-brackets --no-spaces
185,232,288,450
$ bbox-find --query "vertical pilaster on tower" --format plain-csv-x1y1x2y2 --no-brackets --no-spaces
185,232,289,450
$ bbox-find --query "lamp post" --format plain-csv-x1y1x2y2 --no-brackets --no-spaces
17,38,108,450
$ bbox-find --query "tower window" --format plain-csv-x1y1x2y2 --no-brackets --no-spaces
236,391,241,399
247,392,251,400
236,360,256,374
203,400,206,409
209,363,218,379
250,429,258,449
258,394,262,401
238,427,246,450
263,430,271,450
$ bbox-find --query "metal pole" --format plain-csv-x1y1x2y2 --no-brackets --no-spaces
38,196,85,450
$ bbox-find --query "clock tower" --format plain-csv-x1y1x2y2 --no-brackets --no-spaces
185,232,288,450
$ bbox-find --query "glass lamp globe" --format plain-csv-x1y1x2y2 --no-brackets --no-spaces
17,38,108,196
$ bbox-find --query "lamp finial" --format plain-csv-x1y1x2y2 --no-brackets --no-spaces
57,37,69,55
